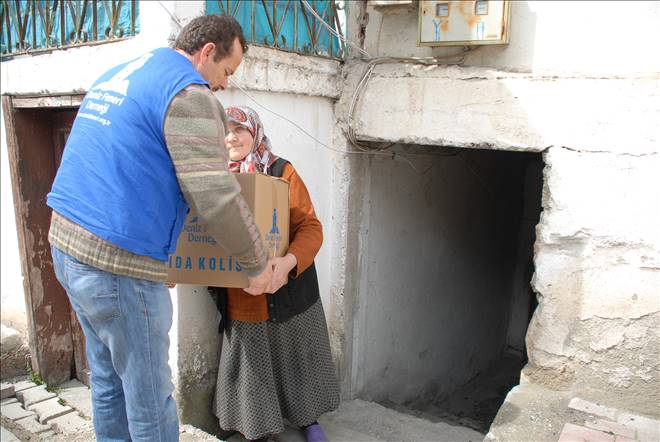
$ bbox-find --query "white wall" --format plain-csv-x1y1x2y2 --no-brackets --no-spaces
364,1,660,75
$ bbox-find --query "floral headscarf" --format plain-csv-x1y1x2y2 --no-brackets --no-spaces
225,106,279,174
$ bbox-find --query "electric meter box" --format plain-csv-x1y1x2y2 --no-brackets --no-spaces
418,1,511,47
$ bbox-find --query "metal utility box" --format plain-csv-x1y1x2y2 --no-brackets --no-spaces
418,0,511,46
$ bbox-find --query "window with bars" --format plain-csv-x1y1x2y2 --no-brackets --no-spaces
206,0,345,60
1,1,139,59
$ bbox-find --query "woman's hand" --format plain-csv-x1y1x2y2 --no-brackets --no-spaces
268,253,297,293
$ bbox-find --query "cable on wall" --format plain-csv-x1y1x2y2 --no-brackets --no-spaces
158,0,471,175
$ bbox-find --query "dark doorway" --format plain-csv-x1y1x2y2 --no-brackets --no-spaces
2,95,88,386
355,145,543,433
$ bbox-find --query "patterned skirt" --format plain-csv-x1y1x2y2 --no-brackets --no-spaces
213,299,340,440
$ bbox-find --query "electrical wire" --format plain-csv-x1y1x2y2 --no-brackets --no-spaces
300,0,371,58
228,78,438,175
158,0,470,175
158,1,184,29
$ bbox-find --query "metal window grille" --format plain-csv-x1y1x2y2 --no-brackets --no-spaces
1,0,139,59
206,0,345,60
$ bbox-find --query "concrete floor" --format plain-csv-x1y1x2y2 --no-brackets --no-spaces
384,350,526,434
228,400,483,442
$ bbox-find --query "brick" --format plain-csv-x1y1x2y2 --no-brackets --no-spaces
558,423,615,442
38,430,56,439
617,413,660,432
58,379,92,419
49,412,93,434
568,397,618,420
585,419,637,439
1,382,15,399
0,426,20,442
16,384,56,407
14,415,52,434
13,380,40,392
0,402,36,421
617,413,660,442
27,397,74,424
1,398,19,406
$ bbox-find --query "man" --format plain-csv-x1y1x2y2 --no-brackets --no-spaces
47,15,272,441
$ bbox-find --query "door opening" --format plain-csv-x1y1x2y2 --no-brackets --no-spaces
3,96,88,386
355,145,543,433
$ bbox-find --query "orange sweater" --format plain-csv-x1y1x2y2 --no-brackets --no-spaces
226,162,323,322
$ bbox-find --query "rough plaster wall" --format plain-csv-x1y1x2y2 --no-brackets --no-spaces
171,285,222,433
347,62,658,155
364,1,660,76
352,148,531,405
527,147,660,416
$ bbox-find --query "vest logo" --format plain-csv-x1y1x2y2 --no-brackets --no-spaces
93,52,154,96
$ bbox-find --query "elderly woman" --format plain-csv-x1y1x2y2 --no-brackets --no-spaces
209,106,339,442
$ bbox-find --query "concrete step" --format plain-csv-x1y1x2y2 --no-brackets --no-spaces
27,397,74,424
58,379,93,420
0,426,21,442
16,384,57,407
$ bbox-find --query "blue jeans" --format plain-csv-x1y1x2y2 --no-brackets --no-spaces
51,246,179,442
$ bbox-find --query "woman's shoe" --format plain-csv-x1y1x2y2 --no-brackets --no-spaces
304,423,329,442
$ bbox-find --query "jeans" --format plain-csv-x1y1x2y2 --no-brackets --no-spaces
51,246,179,442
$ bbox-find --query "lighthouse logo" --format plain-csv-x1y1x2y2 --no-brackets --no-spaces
266,208,282,256
269,208,279,234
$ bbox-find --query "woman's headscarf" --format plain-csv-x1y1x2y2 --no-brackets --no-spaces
225,106,279,174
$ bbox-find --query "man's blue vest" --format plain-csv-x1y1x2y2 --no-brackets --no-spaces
47,48,209,261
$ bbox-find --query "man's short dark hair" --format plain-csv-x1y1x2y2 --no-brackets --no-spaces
175,15,248,61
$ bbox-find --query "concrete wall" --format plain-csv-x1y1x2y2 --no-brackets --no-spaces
0,0,341,430
350,147,535,404
334,0,660,416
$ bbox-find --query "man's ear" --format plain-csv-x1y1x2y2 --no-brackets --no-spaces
201,42,216,60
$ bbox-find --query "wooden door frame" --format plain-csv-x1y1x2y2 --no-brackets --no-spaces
2,93,86,385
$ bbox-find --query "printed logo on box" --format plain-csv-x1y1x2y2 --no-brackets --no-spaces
265,208,283,256
183,216,217,246
168,216,242,273
167,254,242,273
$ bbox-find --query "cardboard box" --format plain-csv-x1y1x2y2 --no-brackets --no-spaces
167,173,289,287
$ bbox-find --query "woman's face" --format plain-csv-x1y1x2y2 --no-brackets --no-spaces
225,123,254,161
